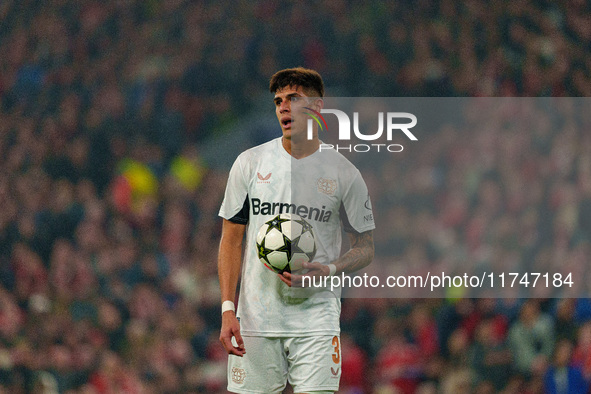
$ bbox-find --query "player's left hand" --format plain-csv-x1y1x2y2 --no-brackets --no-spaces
279,262,329,287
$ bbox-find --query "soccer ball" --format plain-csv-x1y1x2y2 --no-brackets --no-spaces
256,213,317,274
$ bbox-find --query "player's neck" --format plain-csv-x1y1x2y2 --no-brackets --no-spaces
282,137,320,159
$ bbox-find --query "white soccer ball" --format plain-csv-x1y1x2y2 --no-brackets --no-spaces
255,213,317,274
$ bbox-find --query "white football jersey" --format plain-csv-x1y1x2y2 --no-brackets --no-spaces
219,137,375,336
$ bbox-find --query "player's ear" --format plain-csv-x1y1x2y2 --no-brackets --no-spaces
314,98,324,112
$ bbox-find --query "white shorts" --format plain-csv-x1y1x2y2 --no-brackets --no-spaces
227,335,341,393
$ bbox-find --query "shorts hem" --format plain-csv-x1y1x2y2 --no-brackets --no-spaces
228,386,338,394
228,386,283,394
291,385,339,393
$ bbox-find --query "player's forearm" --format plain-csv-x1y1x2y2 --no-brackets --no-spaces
332,246,373,274
218,237,243,303
332,230,374,274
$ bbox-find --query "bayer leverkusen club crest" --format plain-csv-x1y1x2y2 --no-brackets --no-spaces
317,178,337,196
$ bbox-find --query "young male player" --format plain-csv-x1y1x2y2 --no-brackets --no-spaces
218,67,375,393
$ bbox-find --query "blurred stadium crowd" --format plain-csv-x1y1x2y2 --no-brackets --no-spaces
1,0,591,393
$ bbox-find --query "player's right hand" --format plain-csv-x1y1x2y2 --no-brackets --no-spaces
280,261,328,287
220,311,246,357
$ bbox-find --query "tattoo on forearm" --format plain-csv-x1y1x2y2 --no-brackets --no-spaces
335,230,374,273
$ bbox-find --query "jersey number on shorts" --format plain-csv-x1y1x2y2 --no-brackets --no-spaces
331,336,340,364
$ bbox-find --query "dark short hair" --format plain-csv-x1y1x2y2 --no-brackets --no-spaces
269,67,324,97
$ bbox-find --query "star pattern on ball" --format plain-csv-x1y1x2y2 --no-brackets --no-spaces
294,217,313,233
290,236,305,255
257,238,267,257
277,236,293,262
266,216,290,233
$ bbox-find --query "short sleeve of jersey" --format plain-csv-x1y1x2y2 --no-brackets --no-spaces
219,155,249,224
340,171,375,234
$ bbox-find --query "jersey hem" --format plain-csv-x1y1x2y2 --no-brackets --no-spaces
228,216,248,224
346,224,376,234
240,330,340,337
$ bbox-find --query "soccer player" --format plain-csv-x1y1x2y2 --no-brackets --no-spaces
218,67,375,394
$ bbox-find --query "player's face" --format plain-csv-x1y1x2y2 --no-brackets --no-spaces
273,85,320,141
